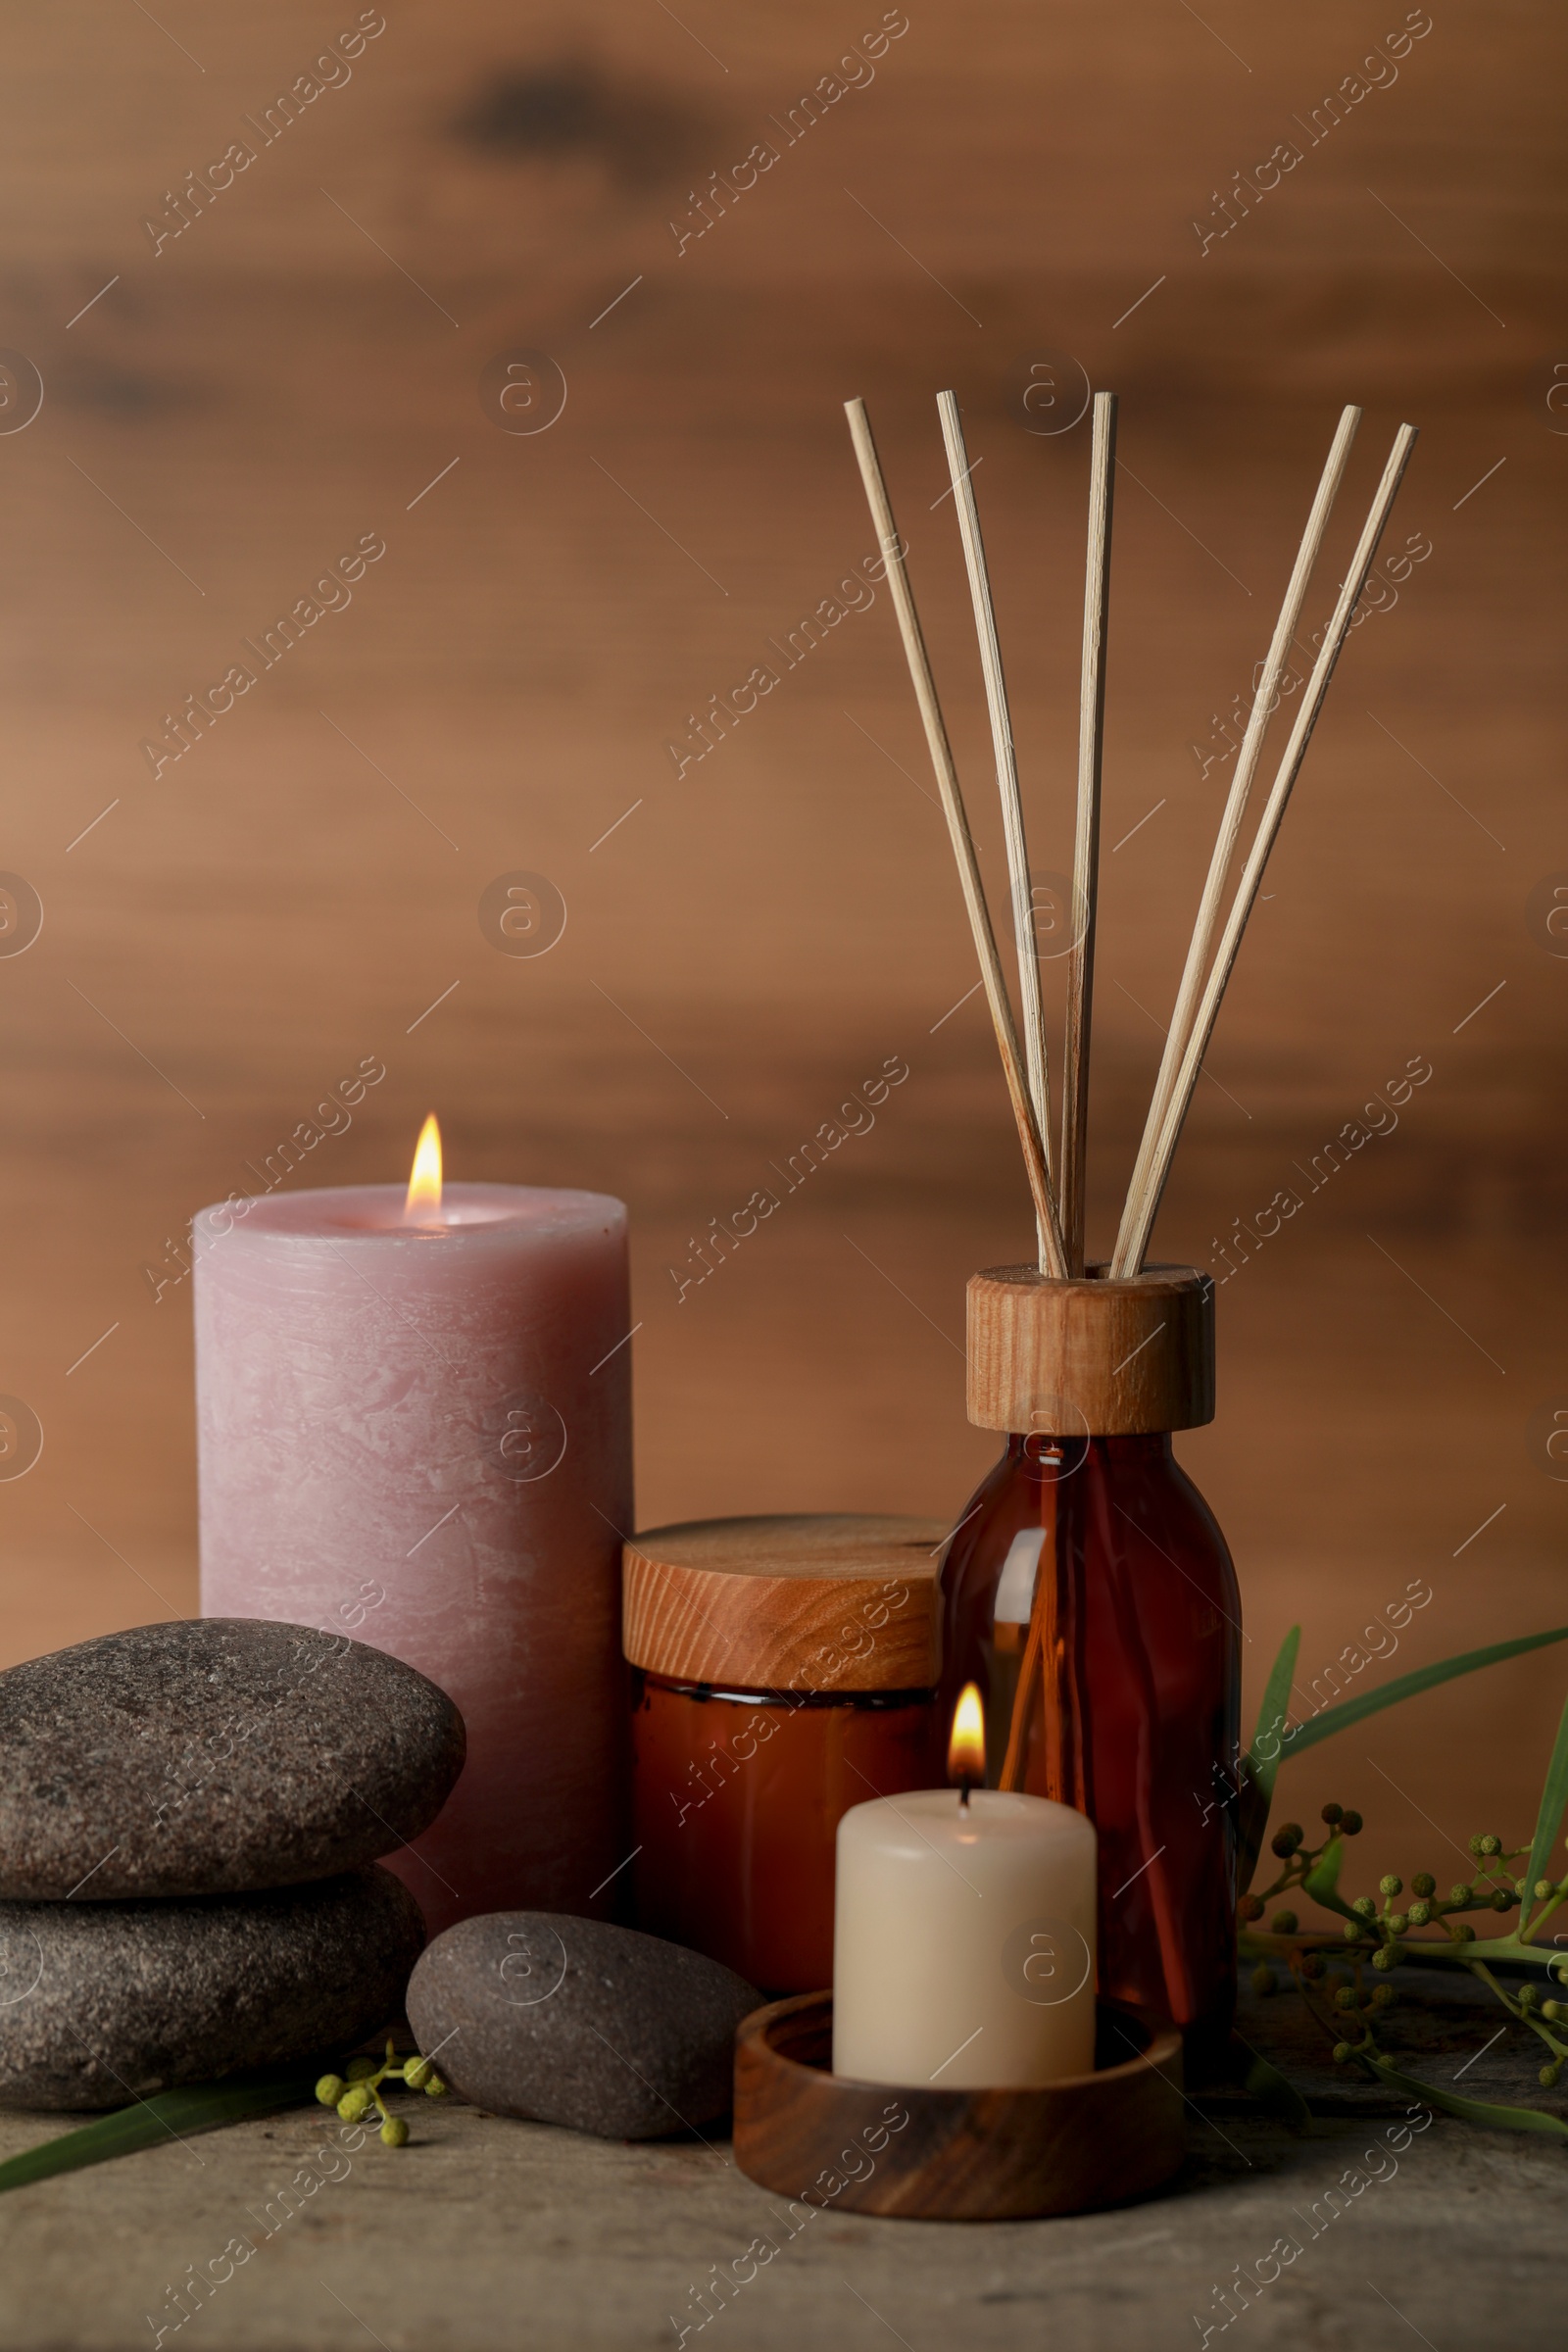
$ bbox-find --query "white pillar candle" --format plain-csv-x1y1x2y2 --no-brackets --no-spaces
193,1150,631,1938
832,1788,1097,2087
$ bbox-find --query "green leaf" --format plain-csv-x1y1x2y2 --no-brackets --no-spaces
1237,2043,1312,2134
1521,1690,1568,1943
1277,1625,1568,1765
1301,1833,1345,1906
1356,2050,1568,2140
1298,1832,1366,1929
1237,1624,1300,1888
0,2068,318,2197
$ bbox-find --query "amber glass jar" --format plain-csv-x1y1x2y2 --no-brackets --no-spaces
624,1515,944,1993
941,1265,1241,2074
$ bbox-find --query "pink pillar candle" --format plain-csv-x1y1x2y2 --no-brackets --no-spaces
194,1182,632,1936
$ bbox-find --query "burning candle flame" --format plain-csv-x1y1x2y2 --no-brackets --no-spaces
405,1113,443,1217
947,1681,986,1789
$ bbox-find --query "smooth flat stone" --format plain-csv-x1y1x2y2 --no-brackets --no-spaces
0,1865,423,2110
0,1618,465,1899
407,1912,759,2140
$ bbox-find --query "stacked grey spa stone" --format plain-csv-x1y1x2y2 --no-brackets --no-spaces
0,1618,464,2108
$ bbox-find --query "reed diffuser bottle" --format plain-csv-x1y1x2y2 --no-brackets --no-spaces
845,388,1413,2077
939,1263,1240,2071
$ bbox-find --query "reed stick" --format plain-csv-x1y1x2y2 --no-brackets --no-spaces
845,398,1069,1277
1059,392,1117,1276
997,1505,1054,1795
935,394,1054,1262
1115,421,1418,1273
1109,404,1360,1278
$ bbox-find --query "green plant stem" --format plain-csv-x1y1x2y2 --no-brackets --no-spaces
1242,1929,1567,1975
1249,1928,1568,2064
1353,2049,1568,2138
1520,1884,1568,1945
1463,1959,1568,2062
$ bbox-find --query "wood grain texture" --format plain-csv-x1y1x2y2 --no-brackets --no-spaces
1115,424,1420,1272
936,390,1055,1243
843,398,1067,1278
0,0,1559,1910
732,1991,1185,2221
966,1264,1214,1436
622,1513,945,1690
1110,406,1360,1277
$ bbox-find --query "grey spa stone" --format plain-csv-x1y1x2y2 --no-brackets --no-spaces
0,1866,424,2110
0,1617,466,1899
406,1912,760,2140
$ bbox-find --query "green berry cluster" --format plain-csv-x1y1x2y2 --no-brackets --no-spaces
1338,1831,1536,1957
1239,1806,1557,1962
1239,1808,1568,2093
315,2039,450,2148
1237,1804,1362,1935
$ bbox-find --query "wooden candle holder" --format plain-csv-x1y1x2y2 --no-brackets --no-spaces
733,1991,1184,2221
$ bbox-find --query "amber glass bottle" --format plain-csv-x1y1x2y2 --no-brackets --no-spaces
941,1265,1241,2074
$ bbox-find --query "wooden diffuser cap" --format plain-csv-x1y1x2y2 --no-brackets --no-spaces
622,1513,945,1693
966,1263,1215,1437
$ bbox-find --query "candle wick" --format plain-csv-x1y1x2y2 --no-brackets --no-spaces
958,1777,971,1812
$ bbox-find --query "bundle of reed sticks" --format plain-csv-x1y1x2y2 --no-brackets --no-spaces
845,394,1417,1278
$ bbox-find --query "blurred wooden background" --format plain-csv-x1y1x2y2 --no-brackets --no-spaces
1,0,1564,1880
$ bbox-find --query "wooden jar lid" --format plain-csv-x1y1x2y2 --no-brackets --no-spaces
622,1513,945,1694
966,1263,1215,1437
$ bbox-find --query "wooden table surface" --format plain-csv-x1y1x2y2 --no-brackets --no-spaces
1,2094,1564,2351
0,1,1564,1905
